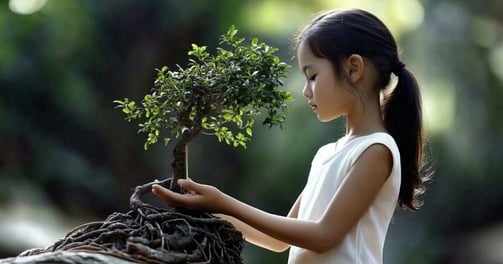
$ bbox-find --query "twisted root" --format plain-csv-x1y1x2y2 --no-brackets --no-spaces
20,179,244,264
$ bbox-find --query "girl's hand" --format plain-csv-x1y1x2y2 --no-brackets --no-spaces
152,179,226,213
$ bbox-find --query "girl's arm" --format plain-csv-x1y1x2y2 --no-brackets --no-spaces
152,144,392,253
214,193,300,252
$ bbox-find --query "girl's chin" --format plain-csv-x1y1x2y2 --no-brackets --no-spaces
317,114,340,123
317,116,331,122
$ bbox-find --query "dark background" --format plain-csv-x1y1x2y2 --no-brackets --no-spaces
1,0,502,263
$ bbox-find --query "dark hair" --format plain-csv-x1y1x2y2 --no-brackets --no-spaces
295,9,428,210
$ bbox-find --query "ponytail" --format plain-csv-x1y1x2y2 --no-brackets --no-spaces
383,66,426,210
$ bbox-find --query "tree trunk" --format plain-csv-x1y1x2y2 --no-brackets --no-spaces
170,114,204,191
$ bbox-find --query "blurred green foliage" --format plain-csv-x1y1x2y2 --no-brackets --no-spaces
1,0,503,263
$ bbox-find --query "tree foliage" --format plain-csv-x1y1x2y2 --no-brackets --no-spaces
115,25,292,151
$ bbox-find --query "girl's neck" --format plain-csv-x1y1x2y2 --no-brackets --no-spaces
344,95,386,139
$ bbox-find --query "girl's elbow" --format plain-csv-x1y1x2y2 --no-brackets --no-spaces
306,242,335,254
309,232,343,253
310,242,333,254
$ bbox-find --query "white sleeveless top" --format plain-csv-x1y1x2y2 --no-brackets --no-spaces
288,132,401,264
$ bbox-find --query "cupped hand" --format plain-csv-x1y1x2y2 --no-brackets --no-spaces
152,179,227,213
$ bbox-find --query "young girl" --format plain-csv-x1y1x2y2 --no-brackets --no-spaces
152,8,427,264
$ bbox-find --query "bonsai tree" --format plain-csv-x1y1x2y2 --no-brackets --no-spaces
114,25,291,190
15,26,291,264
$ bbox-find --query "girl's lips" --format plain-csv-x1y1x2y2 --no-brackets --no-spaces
309,103,317,111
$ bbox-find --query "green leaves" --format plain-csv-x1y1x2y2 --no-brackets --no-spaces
187,44,209,61
115,25,291,149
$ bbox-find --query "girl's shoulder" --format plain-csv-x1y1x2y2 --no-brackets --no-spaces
347,132,400,165
341,132,400,161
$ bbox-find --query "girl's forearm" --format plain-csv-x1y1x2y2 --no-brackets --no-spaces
214,192,302,252
221,194,328,253
214,214,290,252
152,180,329,252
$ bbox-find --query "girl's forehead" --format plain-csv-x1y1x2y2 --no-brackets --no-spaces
297,41,313,62
297,41,321,71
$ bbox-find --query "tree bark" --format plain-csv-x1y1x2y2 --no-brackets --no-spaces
170,113,204,190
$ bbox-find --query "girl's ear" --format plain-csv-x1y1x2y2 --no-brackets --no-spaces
345,54,365,83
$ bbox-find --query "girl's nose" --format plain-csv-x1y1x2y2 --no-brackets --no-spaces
303,85,312,99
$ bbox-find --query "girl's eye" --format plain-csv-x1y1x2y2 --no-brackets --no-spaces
309,74,317,81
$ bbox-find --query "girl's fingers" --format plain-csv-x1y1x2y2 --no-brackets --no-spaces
151,179,200,200
177,179,203,194
152,183,204,209
151,184,167,197
151,184,169,199
152,184,184,206
152,179,221,212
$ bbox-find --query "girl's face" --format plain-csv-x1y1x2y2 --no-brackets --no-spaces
297,41,356,122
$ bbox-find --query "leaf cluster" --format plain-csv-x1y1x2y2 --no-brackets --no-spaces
114,25,292,149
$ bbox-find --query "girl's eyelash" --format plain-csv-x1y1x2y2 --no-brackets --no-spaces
309,74,317,81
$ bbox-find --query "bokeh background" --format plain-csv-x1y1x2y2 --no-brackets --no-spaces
1,0,502,263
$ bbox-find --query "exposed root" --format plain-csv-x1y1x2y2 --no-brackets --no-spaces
20,179,244,264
